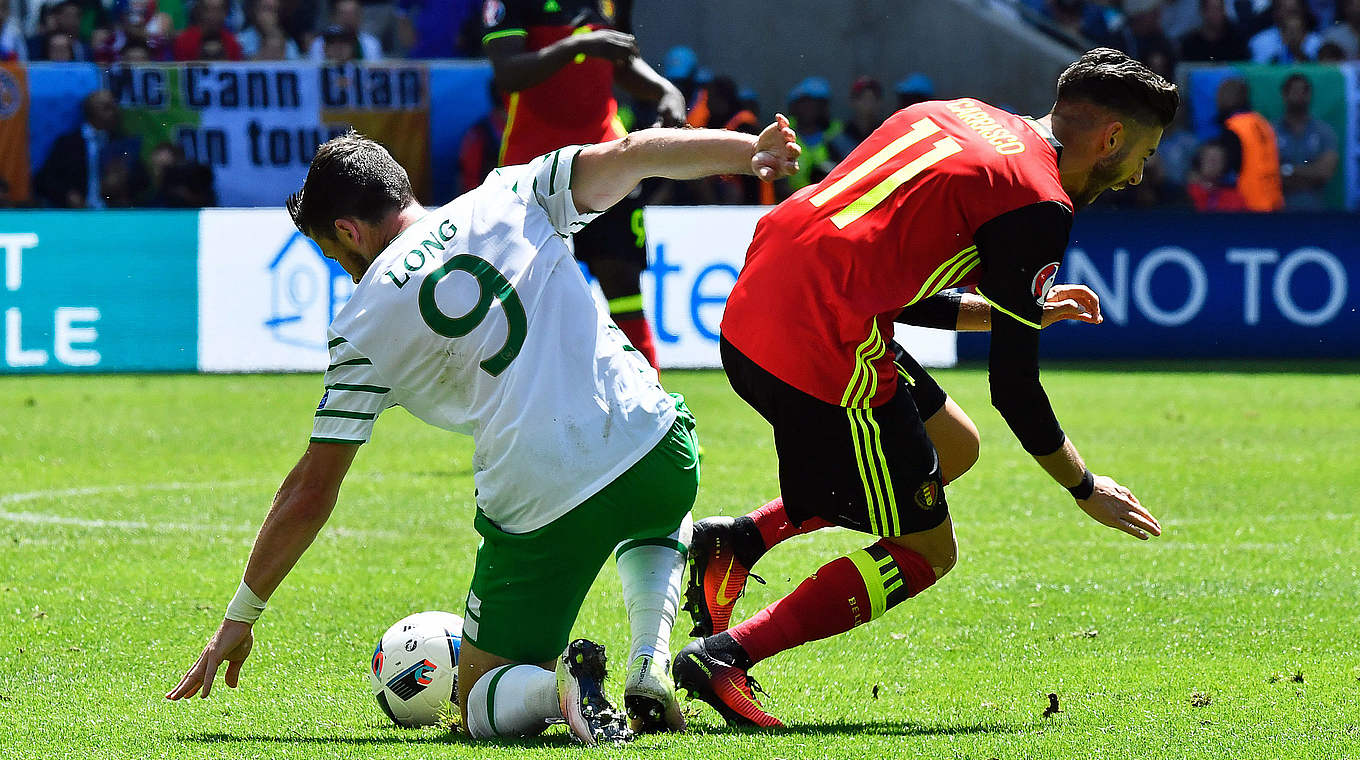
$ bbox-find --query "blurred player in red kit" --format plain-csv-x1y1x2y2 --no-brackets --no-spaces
482,0,685,369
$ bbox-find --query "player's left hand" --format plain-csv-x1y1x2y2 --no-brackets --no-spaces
166,619,254,700
1041,284,1102,328
752,113,800,181
1076,475,1161,540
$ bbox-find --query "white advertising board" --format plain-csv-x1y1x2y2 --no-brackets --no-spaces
196,206,955,371
198,208,354,372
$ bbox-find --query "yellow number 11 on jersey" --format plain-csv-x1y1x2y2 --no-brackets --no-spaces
809,117,962,229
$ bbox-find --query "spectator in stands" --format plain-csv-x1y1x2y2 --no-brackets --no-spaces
143,141,217,207
1151,104,1203,203
1315,38,1348,56
1181,0,1252,60
703,75,769,205
1320,0,1360,56
275,0,320,50
308,0,380,61
662,46,702,112
1227,0,1275,35
1047,0,1096,46
1216,77,1284,211
835,76,884,156
239,0,300,59
1187,140,1248,211
1118,0,1179,67
1249,0,1322,61
197,31,228,59
252,28,289,59
0,0,27,60
1160,0,1207,39
1140,34,1179,78
40,28,74,58
782,76,846,195
113,0,174,62
173,0,243,61
318,22,358,62
395,0,477,58
120,40,151,60
894,72,935,109
1274,73,1338,210
29,1,89,61
34,89,149,209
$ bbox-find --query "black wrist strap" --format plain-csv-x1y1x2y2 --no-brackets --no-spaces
1067,469,1095,500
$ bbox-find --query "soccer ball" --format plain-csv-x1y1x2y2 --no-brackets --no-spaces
369,610,463,727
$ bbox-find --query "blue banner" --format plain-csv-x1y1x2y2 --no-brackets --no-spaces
958,211,1359,360
0,210,199,372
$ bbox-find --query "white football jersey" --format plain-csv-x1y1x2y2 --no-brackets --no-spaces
312,146,677,533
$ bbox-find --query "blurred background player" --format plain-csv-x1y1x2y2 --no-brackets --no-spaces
482,0,686,369
673,49,1170,727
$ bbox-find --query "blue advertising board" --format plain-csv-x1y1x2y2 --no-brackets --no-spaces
958,211,1359,360
0,211,199,373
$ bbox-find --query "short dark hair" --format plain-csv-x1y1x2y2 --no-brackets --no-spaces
1281,72,1311,92
287,131,413,240
1056,48,1179,128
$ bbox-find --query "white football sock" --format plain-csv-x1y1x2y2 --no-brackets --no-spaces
614,512,693,665
465,664,560,739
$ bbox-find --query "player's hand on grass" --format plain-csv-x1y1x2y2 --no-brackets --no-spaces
753,114,801,182
166,619,254,700
568,29,638,63
1076,475,1161,540
1041,285,1102,328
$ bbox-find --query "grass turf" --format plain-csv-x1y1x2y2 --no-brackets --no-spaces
1,367,1357,759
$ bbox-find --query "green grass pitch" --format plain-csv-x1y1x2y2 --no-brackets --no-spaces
2,365,1358,759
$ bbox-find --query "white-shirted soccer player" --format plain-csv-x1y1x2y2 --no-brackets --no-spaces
166,120,801,744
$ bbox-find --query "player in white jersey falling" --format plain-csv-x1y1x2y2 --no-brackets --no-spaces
166,120,801,744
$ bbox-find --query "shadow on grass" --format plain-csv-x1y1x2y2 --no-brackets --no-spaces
180,730,573,749
181,719,1027,746
951,359,1360,375
696,720,1029,738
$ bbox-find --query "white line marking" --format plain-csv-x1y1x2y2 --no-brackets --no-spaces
0,480,402,539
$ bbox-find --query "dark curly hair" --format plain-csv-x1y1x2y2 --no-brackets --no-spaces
287,131,414,240
1056,48,1180,128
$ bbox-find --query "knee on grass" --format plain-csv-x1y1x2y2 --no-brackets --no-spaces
465,664,559,739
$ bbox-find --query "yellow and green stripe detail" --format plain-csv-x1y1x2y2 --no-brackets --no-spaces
905,245,979,308
847,549,889,620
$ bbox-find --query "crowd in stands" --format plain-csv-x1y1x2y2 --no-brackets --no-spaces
638,34,1339,213
30,89,217,208
1,0,1348,211
1008,0,1360,67
0,0,483,62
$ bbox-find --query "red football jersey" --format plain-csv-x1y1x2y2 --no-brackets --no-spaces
722,98,1073,408
482,0,630,166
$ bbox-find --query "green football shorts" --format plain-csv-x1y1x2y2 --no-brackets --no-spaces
462,399,698,663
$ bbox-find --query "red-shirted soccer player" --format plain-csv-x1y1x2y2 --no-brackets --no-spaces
672,49,1176,727
482,0,685,369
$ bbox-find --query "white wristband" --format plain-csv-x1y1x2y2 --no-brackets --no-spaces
224,580,267,624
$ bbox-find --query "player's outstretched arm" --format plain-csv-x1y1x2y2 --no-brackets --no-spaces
571,115,801,213
166,442,358,700
897,287,1102,332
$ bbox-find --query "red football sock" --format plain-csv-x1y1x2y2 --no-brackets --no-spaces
748,497,832,551
729,541,937,665
614,313,658,370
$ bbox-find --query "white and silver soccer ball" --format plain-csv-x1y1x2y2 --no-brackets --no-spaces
368,610,463,727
